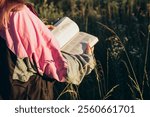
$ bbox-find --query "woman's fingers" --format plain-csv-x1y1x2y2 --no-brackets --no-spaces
47,25,56,30
85,43,92,55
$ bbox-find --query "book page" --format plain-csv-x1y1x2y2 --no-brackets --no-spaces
61,32,99,55
51,17,79,48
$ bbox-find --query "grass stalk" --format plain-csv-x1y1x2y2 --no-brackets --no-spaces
106,49,109,93
56,84,78,100
103,84,119,100
97,22,143,99
142,25,150,94
94,61,102,98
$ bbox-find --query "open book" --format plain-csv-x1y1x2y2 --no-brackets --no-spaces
51,17,99,55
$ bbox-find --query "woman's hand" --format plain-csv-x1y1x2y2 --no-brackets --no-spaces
46,25,56,30
85,43,94,55
85,43,95,70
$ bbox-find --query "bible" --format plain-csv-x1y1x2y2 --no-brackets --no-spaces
51,17,99,55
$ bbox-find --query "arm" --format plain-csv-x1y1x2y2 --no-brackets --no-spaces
62,45,95,85
5,5,67,82
7,5,95,84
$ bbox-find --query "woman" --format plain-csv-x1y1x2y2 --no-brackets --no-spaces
0,0,95,99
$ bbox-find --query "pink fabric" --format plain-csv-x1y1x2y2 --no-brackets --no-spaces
0,5,67,82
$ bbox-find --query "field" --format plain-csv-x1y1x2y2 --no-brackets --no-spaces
28,0,150,100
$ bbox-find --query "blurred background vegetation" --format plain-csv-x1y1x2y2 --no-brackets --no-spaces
27,0,150,100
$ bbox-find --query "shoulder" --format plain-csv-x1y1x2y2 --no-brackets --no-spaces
9,5,42,31
8,5,52,40
9,5,37,22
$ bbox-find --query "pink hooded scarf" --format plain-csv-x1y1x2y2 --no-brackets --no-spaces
0,5,67,82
